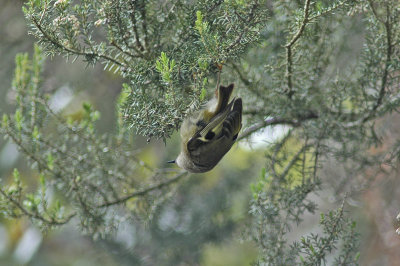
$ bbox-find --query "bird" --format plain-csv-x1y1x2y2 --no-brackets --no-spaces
169,83,242,173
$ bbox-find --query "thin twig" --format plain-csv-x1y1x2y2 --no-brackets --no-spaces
0,188,76,225
280,144,312,180
31,17,125,68
302,137,308,184
139,0,149,50
363,1,393,122
308,1,348,22
111,1,147,58
129,0,146,52
285,0,312,49
271,130,293,178
315,195,347,262
229,62,269,101
111,40,141,59
284,0,312,98
97,171,188,208
238,112,318,141
238,117,296,141
225,1,259,52
38,0,48,25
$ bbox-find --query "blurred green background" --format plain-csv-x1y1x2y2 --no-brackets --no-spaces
1,0,400,265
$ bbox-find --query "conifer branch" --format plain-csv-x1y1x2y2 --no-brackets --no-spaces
285,0,312,98
31,17,126,68
363,1,394,122
0,188,76,226
238,112,318,141
97,171,188,208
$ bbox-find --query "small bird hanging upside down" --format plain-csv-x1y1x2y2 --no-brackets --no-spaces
169,84,242,173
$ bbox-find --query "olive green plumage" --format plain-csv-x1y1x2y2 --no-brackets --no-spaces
173,84,242,173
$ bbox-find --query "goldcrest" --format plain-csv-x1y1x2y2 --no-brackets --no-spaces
169,84,242,173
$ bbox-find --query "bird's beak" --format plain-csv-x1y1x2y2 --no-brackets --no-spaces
167,160,176,164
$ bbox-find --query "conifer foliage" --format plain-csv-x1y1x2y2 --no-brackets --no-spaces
1,0,400,264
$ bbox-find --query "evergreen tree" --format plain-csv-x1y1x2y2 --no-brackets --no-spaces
2,0,400,264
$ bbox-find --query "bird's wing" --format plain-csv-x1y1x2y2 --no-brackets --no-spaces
197,99,235,141
186,98,242,170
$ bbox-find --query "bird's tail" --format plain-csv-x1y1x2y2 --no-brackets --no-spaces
215,84,234,115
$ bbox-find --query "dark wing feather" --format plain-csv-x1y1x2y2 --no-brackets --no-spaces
215,84,234,114
187,98,242,170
